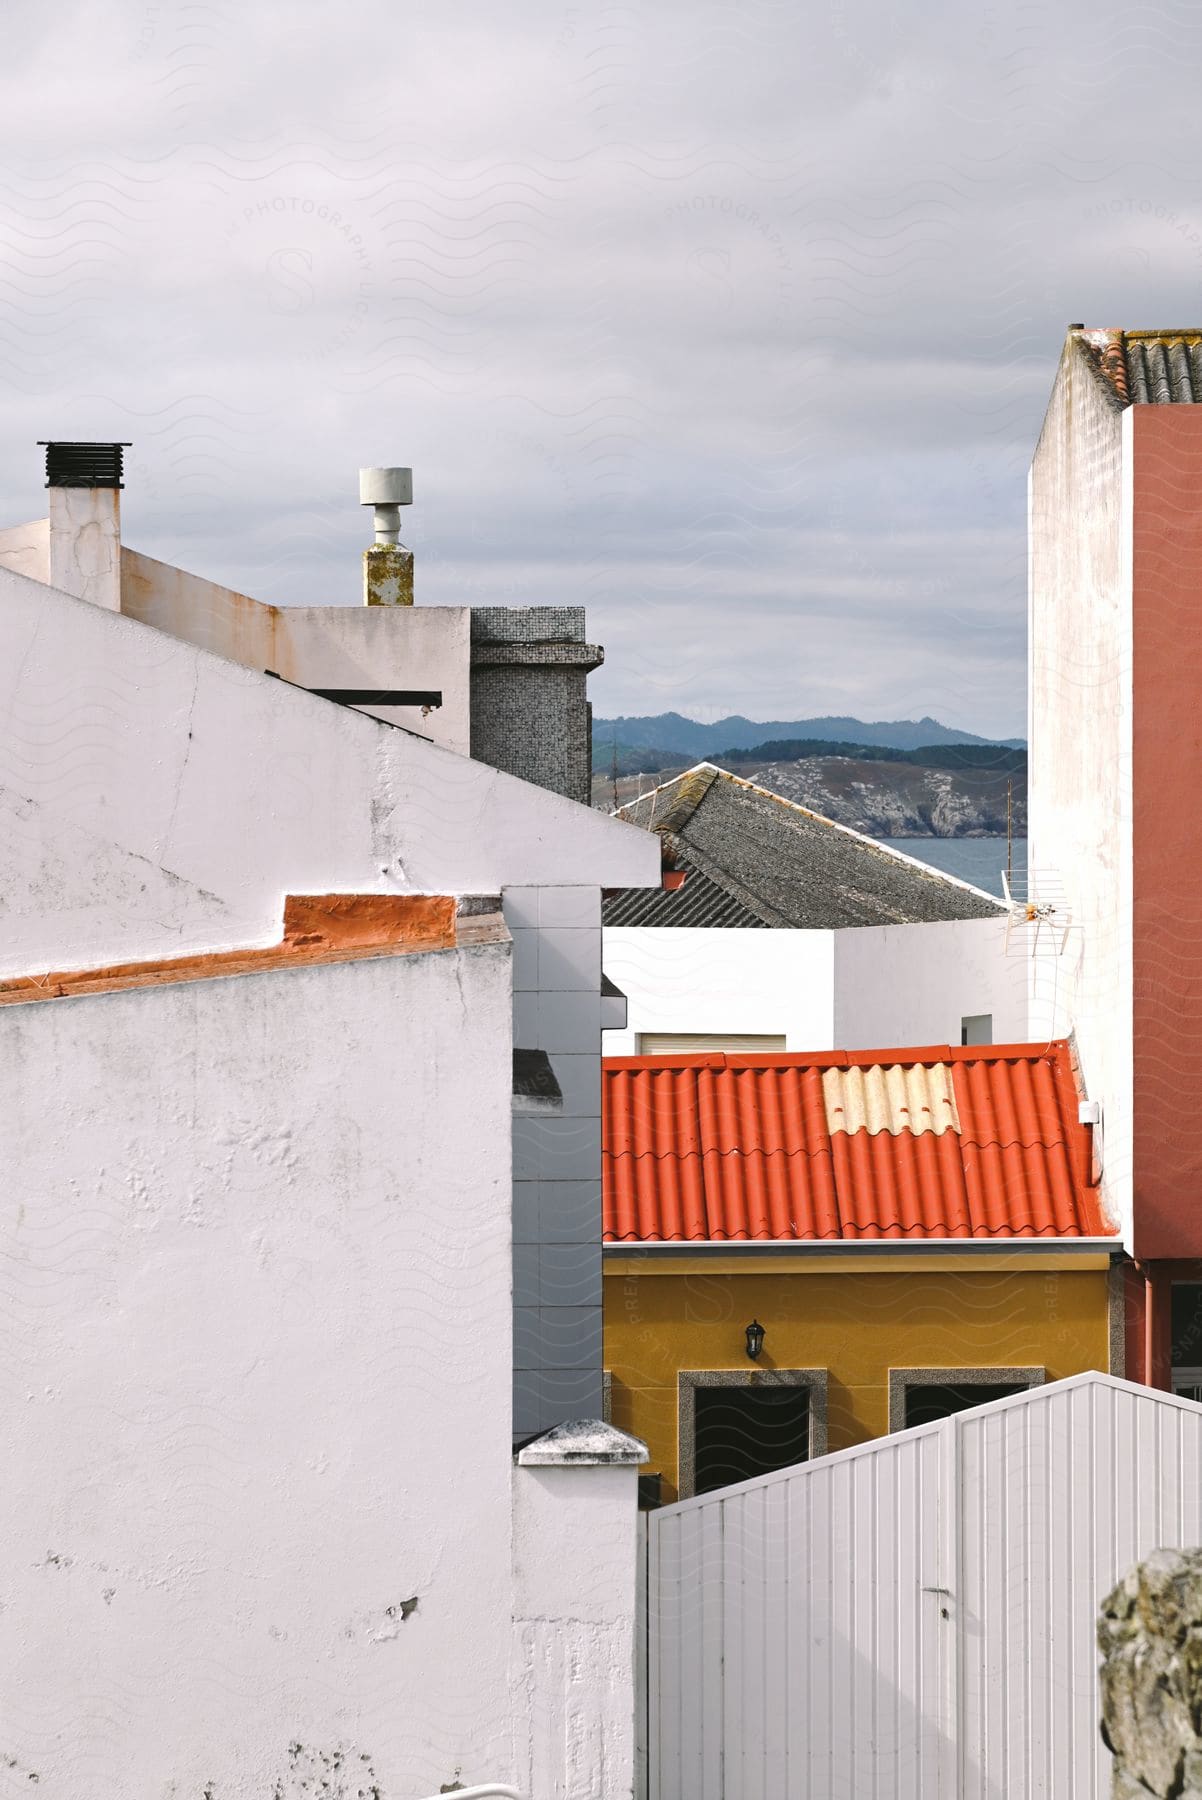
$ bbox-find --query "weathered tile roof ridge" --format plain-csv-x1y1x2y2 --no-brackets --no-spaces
0,894,505,1007
605,762,1004,930
1075,326,1202,406
603,1040,1116,1242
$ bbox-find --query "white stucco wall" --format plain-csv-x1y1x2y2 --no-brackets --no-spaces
0,563,658,977
1028,347,1132,1240
832,915,1026,1049
601,925,836,1055
0,515,49,581
120,547,473,753
0,940,520,1798
511,1463,641,1797
603,914,1021,1055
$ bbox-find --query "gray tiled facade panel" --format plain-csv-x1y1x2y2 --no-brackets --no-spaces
502,887,541,930
515,1306,602,1371
511,990,538,1048
536,990,602,1053
504,889,607,1434
542,1367,604,1419
537,1179,602,1243
513,1369,543,1438
541,1242,602,1308
538,927,601,993
535,886,601,929
513,1307,542,1368
512,1179,540,1244
516,1116,602,1179
512,1117,542,1184
546,1051,600,1119
512,1242,541,1307
508,927,539,993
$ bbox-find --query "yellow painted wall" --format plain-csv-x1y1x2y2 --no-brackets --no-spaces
604,1263,1112,1501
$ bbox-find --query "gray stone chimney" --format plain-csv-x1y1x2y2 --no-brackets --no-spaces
469,608,601,805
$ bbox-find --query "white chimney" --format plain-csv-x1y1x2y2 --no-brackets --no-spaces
41,441,129,612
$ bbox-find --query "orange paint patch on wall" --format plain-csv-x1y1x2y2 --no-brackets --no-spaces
1131,407,1202,1257
0,894,460,1008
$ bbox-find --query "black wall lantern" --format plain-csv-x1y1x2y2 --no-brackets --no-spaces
745,1319,766,1361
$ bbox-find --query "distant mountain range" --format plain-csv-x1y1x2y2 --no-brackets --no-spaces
594,712,1025,760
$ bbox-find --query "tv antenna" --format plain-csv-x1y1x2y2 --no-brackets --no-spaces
1001,867,1074,958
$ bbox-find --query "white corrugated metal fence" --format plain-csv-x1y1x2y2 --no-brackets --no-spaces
646,1374,1202,1799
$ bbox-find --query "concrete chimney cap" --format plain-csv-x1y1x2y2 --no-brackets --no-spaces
359,467,412,507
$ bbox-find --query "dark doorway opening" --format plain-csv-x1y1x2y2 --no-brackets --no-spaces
693,1384,810,1496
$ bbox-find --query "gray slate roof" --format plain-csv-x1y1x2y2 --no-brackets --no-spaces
1076,328,1202,405
602,764,1005,931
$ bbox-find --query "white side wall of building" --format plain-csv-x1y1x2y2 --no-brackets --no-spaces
0,515,49,581
832,915,1025,1049
603,915,1022,1056
120,547,474,753
0,563,658,976
1028,350,1132,1240
601,926,836,1055
0,942,521,1798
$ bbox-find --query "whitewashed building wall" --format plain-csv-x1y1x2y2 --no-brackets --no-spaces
647,1375,1202,1800
604,914,1025,1057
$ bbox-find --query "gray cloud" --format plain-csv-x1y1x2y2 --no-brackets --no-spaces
2,0,1201,738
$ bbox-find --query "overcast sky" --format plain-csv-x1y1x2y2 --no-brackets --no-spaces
3,1,1201,737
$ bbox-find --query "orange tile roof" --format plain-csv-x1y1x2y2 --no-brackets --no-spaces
602,1042,1114,1242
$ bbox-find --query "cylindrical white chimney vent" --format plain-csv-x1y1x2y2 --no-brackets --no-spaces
359,467,412,545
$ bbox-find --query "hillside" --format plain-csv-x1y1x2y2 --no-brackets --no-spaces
593,743,1027,839
594,711,1025,761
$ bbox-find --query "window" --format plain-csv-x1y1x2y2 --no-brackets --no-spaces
677,1369,828,1499
960,1014,993,1046
904,1381,1026,1427
888,1366,1045,1432
1171,1283,1202,1400
638,1033,787,1056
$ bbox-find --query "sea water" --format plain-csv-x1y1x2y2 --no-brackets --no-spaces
878,837,1026,901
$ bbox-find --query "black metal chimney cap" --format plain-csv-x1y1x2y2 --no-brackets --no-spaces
38,442,132,489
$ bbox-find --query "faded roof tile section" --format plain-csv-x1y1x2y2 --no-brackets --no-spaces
602,1042,1113,1241
822,1062,960,1138
602,763,1004,930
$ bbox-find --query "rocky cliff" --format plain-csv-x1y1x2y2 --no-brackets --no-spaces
595,752,1026,839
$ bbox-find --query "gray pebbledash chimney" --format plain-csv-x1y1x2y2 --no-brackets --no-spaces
39,441,129,612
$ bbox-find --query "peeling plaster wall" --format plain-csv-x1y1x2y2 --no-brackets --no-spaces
0,564,659,978
602,915,1021,1056
0,942,518,1798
